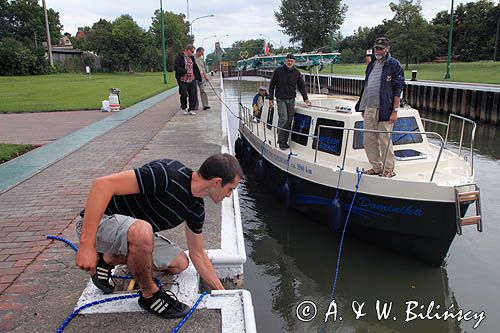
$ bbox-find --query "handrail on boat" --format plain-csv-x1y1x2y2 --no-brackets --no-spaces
421,113,476,176
239,102,447,182
315,125,446,182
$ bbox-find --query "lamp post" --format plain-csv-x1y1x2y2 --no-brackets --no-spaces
216,35,229,74
190,14,215,39
330,31,335,73
202,35,216,48
160,0,167,84
217,34,230,43
201,35,216,72
42,0,53,66
444,0,454,80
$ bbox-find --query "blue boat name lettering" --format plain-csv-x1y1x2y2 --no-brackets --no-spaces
319,136,340,154
272,152,288,165
292,163,313,175
358,197,423,216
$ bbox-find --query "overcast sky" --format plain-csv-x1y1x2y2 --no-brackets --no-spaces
51,0,480,52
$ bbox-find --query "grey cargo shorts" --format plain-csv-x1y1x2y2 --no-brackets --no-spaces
76,214,183,269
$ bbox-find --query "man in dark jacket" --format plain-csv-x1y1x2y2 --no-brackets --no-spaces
174,44,202,115
355,37,405,178
268,54,312,149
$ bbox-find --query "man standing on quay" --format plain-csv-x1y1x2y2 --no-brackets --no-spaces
268,54,311,150
194,47,211,111
355,37,405,178
174,44,201,115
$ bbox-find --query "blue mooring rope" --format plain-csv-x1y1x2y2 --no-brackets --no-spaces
171,291,208,333
47,235,79,252
320,169,363,333
47,235,199,332
56,293,139,333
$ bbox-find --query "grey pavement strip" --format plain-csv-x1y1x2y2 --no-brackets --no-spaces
0,87,178,193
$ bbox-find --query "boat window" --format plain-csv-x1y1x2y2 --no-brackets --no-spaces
353,116,424,149
291,113,312,146
312,118,345,156
266,106,275,130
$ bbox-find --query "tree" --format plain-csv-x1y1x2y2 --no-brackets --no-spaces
386,0,437,68
1,0,62,46
150,10,190,71
83,19,114,70
0,0,9,39
0,0,63,75
430,10,450,57
431,1,498,61
453,0,498,61
275,0,347,51
111,15,145,72
140,32,161,72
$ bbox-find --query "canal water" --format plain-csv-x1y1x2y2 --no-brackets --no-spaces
223,77,500,333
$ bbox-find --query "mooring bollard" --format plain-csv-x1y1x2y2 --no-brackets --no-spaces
411,70,418,81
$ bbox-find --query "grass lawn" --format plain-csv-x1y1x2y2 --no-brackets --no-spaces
0,143,33,163
0,72,177,113
316,62,500,84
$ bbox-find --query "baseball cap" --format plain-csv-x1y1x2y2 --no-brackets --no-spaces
259,86,267,91
374,37,390,49
285,54,296,60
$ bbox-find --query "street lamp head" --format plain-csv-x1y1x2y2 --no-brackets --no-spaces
190,14,215,37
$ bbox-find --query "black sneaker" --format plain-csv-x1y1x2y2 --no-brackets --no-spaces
279,143,290,150
91,253,115,294
138,287,190,319
203,106,211,110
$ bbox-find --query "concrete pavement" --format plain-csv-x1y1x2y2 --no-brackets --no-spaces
0,77,235,332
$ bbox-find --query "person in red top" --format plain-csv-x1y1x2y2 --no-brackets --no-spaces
174,44,202,115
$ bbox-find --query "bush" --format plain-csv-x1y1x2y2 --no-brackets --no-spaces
0,37,50,75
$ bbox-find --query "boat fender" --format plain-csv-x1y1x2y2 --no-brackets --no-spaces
243,144,253,167
255,158,266,182
328,196,344,233
235,137,244,161
280,181,293,209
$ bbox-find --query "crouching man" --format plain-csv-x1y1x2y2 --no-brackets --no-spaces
75,153,243,318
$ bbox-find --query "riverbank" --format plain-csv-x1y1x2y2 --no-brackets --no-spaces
315,62,500,85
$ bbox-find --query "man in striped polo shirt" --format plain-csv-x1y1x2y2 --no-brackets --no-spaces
355,37,405,178
75,153,243,318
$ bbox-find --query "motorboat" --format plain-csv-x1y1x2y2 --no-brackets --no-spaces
235,85,483,266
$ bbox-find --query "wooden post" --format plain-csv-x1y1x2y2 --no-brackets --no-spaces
491,92,499,125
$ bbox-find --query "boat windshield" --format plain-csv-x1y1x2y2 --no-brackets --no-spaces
353,116,423,149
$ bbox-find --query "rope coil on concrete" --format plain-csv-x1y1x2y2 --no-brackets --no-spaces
46,235,196,332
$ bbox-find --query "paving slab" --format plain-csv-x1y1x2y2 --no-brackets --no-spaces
0,110,110,145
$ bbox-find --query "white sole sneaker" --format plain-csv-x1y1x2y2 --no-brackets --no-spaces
189,111,197,115
183,110,189,115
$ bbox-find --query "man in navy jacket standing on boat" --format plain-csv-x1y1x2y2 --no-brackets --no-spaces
355,37,405,178
268,54,312,150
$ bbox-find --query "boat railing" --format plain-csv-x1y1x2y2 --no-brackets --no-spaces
421,113,476,176
240,104,446,182
316,125,446,182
